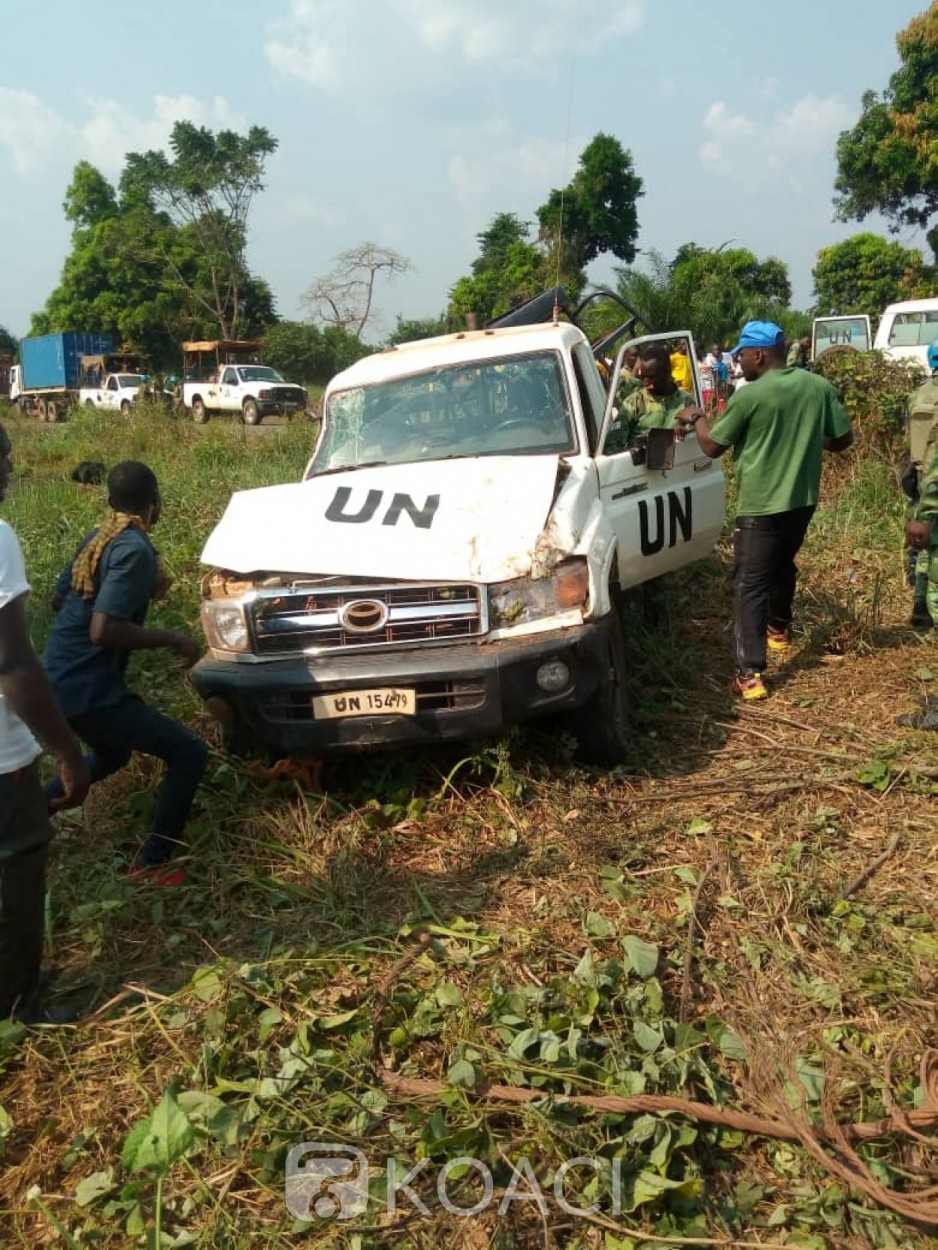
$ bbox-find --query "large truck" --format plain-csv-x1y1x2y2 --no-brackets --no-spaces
10,331,117,421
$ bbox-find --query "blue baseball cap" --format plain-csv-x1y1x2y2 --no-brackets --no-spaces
730,320,786,355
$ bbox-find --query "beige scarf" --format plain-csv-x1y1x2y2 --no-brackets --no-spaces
71,510,172,602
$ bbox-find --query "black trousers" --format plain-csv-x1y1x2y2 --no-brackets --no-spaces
0,765,52,1017
732,506,815,675
45,695,208,866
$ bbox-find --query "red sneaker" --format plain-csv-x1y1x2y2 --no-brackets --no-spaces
130,864,188,888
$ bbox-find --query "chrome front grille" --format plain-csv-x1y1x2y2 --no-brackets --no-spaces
250,583,484,655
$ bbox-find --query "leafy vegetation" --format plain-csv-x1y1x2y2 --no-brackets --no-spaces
0,402,934,1248
262,320,371,390
835,1,938,253
812,233,935,319
610,245,805,348
447,135,643,325
31,127,278,369
813,349,923,451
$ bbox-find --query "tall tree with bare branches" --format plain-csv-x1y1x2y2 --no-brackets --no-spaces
304,243,413,339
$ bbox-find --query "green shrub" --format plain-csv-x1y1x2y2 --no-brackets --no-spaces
813,349,922,458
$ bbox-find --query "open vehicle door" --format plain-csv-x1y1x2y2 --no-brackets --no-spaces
594,331,724,587
811,315,871,360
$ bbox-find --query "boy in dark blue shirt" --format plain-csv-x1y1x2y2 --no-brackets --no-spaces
44,462,207,885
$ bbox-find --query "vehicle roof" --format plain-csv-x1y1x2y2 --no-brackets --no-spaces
880,298,938,314
182,339,262,352
327,321,590,390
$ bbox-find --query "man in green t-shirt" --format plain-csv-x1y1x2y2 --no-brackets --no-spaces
606,344,695,453
675,320,854,700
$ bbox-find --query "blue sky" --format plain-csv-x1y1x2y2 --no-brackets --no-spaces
0,0,927,341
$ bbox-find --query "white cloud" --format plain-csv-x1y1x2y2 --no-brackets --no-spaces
79,95,246,174
0,90,246,182
0,88,69,178
265,0,644,87
269,194,340,227
769,94,853,159
449,134,575,199
698,93,853,177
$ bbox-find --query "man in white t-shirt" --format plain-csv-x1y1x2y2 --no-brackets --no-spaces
0,423,89,1022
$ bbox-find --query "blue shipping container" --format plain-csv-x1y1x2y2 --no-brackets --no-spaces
20,331,117,392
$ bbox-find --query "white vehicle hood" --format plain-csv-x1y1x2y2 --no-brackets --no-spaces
201,456,574,583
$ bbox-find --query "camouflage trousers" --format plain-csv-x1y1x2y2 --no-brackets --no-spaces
916,541,938,618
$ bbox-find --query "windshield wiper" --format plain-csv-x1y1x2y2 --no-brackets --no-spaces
309,460,388,477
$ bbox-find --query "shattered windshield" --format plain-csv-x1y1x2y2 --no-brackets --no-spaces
309,351,575,475
237,366,285,383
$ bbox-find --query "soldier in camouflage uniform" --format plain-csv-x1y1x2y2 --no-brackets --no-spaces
904,343,938,626
899,436,938,730
606,343,695,453
906,436,938,621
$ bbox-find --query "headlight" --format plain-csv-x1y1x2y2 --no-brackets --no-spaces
258,389,271,398
488,559,590,628
201,571,252,652
201,600,249,652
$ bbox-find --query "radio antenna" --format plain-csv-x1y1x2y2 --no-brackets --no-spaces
552,9,580,322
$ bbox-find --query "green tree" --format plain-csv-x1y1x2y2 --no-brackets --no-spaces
834,3,938,253
122,122,278,338
0,325,16,352
812,232,933,317
536,133,643,277
386,314,453,345
32,127,278,369
615,244,802,348
263,320,368,385
671,244,792,306
446,213,547,325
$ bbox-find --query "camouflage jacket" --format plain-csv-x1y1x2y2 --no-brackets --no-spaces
606,386,694,454
915,436,938,524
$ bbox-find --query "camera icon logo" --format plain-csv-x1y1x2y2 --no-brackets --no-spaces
285,1142,369,1221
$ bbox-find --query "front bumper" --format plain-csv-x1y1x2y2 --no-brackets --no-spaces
257,393,307,415
191,620,613,757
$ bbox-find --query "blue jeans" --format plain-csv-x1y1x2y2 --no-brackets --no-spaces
45,695,208,866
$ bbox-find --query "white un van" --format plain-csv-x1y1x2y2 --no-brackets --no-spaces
874,298,938,370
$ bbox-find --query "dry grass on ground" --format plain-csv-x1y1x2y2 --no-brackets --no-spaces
0,407,935,1249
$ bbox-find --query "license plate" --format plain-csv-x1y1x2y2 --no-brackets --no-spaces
312,687,416,719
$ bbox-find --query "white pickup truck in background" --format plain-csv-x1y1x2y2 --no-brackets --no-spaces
192,290,726,766
183,363,309,425
79,371,148,412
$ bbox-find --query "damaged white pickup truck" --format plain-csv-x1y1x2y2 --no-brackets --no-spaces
192,295,725,764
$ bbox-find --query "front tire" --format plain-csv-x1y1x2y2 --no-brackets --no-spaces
571,607,629,766
191,397,209,424
120,399,131,414
242,398,261,425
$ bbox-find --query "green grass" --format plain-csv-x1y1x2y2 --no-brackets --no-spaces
0,402,935,1250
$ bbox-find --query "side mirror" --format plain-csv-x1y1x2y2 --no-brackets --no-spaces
646,427,675,472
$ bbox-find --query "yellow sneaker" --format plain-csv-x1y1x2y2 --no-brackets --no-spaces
766,627,790,655
734,672,768,701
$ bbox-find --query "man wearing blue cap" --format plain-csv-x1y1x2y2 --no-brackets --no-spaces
676,320,854,700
